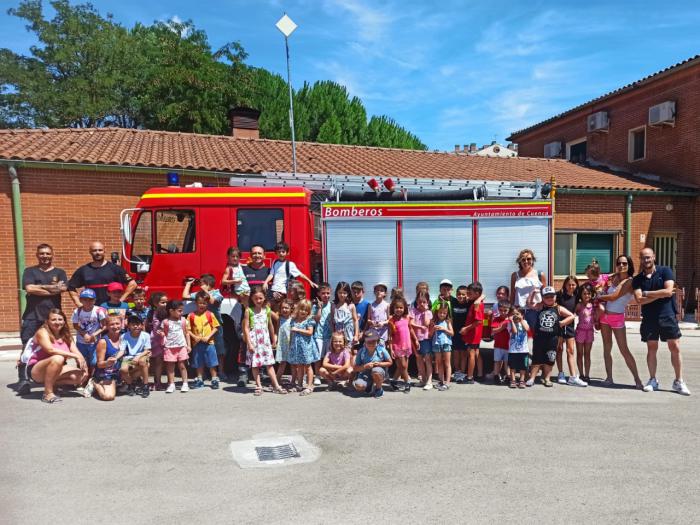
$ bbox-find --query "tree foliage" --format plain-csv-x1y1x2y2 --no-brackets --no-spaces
0,0,426,149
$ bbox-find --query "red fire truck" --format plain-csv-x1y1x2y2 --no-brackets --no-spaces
121,172,553,316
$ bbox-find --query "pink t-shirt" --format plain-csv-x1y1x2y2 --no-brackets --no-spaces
327,349,350,366
27,338,70,367
390,316,411,351
409,307,433,341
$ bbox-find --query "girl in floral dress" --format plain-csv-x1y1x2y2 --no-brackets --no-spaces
242,286,286,396
288,300,317,396
331,282,359,351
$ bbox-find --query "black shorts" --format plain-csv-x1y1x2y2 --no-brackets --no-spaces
466,344,480,350
508,353,529,371
20,318,44,346
560,325,575,340
532,343,557,365
453,337,467,351
640,316,682,342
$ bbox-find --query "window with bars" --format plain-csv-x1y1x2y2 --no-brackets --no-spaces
653,235,677,271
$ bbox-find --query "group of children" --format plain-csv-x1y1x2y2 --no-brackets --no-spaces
58,238,614,400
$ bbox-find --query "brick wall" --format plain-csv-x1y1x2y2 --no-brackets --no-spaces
513,63,700,189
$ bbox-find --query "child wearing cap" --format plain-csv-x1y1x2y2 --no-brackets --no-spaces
352,329,393,398
100,282,129,327
367,282,390,345
71,288,106,381
526,286,575,387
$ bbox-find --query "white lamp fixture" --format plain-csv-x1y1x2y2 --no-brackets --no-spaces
276,13,298,175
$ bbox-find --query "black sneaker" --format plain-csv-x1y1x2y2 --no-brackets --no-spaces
139,384,150,398
466,377,475,385
17,380,31,396
127,385,136,396
237,367,249,387
389,379,399,391
403,381,411,393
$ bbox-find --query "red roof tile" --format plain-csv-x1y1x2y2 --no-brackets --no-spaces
0,127,693,193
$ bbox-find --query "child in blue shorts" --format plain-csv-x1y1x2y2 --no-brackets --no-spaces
187,291,221,390
71,288,106,378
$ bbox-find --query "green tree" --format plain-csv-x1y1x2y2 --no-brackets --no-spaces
316,114,342,143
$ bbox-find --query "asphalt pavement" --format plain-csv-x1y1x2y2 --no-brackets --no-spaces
1,335,698,525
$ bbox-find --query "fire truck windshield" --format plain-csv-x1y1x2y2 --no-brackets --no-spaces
237,209,283,251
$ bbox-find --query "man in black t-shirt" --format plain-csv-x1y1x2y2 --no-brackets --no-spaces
68,241,136,308
18,244,68,393
632,247,689,395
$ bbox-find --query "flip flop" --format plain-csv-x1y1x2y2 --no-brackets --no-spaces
299,388,313,396
41,393,62,404
273,387,288,395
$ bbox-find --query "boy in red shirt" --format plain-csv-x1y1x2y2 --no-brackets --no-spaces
462,281,484,384
489,300,512,384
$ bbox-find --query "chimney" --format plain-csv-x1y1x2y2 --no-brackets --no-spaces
454,145,460,152
228,107,260,139
469,143,477,153
491,140,497,146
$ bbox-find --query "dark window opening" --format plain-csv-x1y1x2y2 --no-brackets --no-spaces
155,210,196,253
569,141,587,163
630,128,645,161
237,209,284,251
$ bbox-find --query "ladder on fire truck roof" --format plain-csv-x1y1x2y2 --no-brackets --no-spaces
226,171,552,200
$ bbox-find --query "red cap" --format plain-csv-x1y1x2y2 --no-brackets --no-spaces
107,282,124,293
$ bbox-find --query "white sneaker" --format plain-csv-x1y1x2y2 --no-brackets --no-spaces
525,378,534,387
83,378,95,398
672,379,691,396
568,376,588,387
165,383,175,394
313,376,322,386
423,382,433,391
557,372,567,384
642,378,659,392
180,383,190,393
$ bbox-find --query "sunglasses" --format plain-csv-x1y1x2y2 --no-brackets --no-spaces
616,261,628,266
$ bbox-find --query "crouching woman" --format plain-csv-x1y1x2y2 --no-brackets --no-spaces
26,309,88,403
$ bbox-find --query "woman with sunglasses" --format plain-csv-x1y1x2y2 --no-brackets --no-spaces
596,255,643,388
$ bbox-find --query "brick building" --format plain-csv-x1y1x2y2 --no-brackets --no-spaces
507,55,700,299
1,111,697,331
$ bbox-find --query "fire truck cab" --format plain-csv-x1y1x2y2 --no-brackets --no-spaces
120,185,321,314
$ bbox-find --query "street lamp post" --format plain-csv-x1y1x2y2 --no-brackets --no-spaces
276,14,298,176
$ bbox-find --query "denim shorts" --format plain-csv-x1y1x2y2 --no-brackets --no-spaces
191,343,219,369
353,367,386,391
432,344,452,353
418,339,432,356
76,342,97,367
493,347,509,362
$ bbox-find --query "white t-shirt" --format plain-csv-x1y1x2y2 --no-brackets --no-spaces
71,306,106,344
270,259,301,293
163,318,187,348
120,331,151,358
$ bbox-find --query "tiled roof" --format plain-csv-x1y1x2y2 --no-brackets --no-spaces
507,55,700,140
0,127,693,193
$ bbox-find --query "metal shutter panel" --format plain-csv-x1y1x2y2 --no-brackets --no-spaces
325,221,397,288
402,220,472,302
478,218,549,298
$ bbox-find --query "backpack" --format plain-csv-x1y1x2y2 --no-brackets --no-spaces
247,306,272,328
162,318,187,337
20,337,37,365
188,311,214,333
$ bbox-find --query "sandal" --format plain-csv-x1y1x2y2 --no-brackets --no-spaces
253,387,263,396
509,380,517,389
41,393,62,404
543,379,554,387
299,388,313,396
518,381,526,389
272,387,288,395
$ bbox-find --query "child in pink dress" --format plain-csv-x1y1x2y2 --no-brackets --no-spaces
388,296,414,392
575,284,596,382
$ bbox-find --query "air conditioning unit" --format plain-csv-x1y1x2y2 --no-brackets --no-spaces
544,141,562,158
649,101,676,126
587,111,609,133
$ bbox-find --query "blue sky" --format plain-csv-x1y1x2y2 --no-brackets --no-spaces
1,0,699,150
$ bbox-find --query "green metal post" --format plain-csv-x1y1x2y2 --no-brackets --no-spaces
625,194,633,255
9,165,26,320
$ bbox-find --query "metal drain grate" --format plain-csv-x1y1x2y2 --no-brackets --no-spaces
255,443,300,462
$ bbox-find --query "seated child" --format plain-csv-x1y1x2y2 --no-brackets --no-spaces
352,329,393,398
119,314,152,397
319,332,353,389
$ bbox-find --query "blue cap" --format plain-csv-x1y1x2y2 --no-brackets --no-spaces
79,288,96,299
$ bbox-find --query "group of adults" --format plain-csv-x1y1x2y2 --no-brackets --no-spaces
511,247,687,393
16,240,688,400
